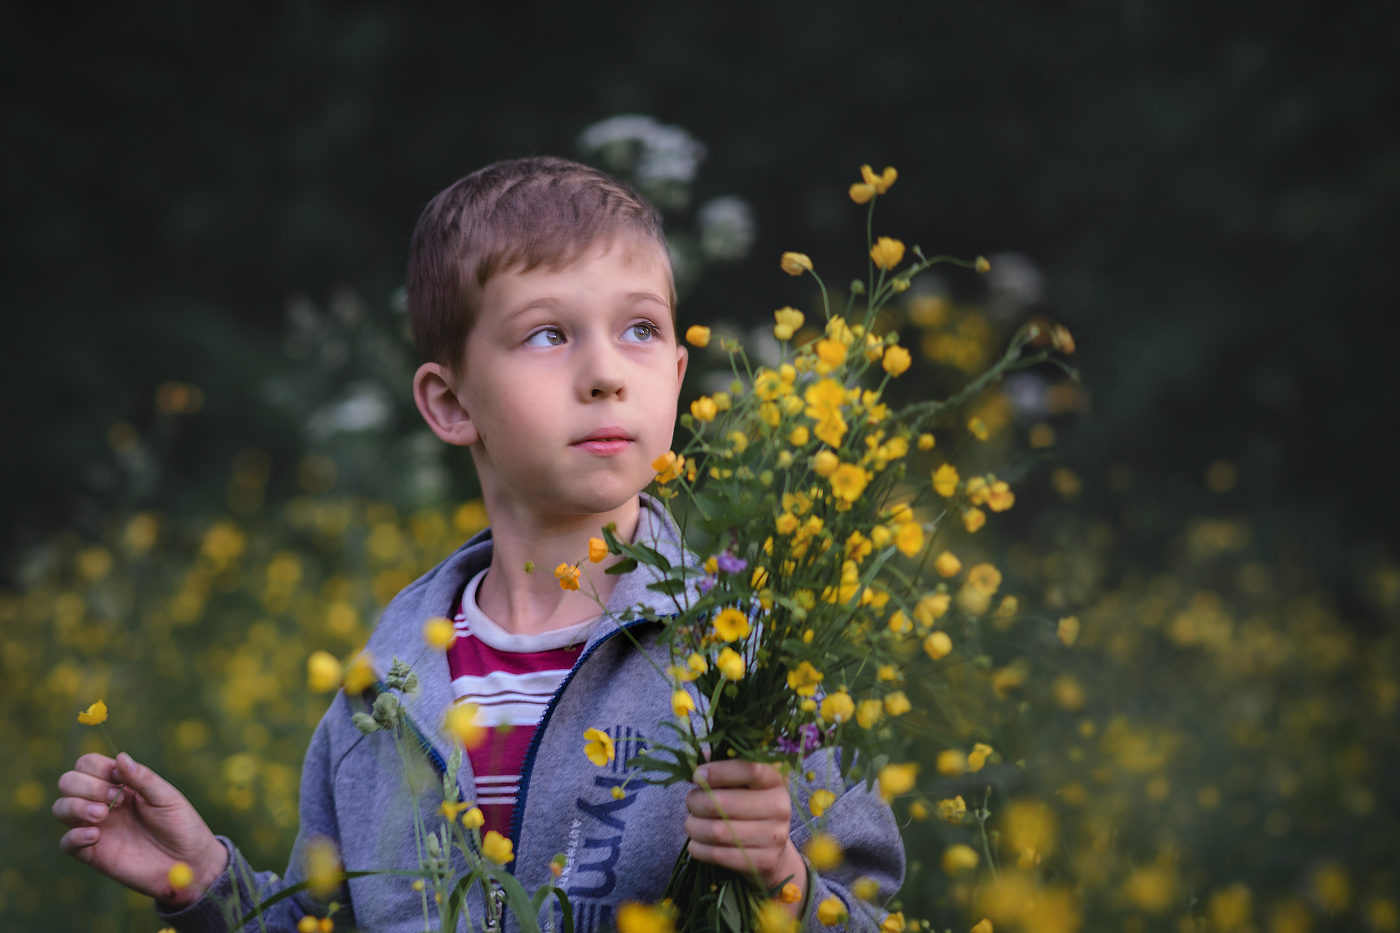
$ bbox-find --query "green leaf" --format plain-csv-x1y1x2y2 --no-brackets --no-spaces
604,558,638,576
646,579,687,597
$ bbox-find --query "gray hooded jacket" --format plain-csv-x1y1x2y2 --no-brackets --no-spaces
161,496,904,932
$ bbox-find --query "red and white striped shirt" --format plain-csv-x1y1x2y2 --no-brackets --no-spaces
447,570,591,839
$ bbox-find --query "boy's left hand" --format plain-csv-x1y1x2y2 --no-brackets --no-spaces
685,761,807,899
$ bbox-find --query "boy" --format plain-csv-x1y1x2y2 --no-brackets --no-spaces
54,157,903,931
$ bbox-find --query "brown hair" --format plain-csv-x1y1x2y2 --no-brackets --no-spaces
406,156,673,370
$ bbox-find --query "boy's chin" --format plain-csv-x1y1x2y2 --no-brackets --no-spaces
543,476,649,519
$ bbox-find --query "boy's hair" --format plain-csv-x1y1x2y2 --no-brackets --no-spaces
406,156,673,370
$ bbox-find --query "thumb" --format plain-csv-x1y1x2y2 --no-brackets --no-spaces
115,753,181,807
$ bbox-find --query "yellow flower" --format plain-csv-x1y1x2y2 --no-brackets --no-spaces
938,796,967,822
985,481,1015,512
884,692,911,717
716,646,746,680
870,237,905,271
615,903,676,933
924,631,953,661
962,507,986,533
481,830,514,864
816,897,849,925
967,743,994,772
857,699,884,729
611,786,625,800
781,252,813,276
758,900,799,933
297,918,320,933
877,664,899,683
712,608,752,642
789,426,810,446
588,537,609,562
554,562,581,591
942,844,980,875
936,750,967,775
685,325,711,348
932,463,960,497
967,563,1002,594
1057,616,1081,646
972,920,994,933
814,339,847,373
774,307,805,341
1051,324,1075,354
461,807,485,830
652,451,685,484
781,882,803,905
813,450,840,477
423,617,457,650
445,704,486,749
917,433,935,450
882,345,912,376
895,523,923,557
880,912,905,933
849,182,876,204
820,690,855,724
975,256,991,273
915,593,950,627
853,877,880,902
861,164,898,194
813,414,847,448
440,799,472,821
584,728,616,766
829,464,869,503
168,862,194,890
808,789,837,818
805,833,844,871
305,836,342,898
968,417,989,440
672,690,695,717
888,611,911,635
786,660,824,697
77,700,108,726
934,551,962,577
343,653,377,695
691,396,719,423
307,652,343,693
877,763,918,803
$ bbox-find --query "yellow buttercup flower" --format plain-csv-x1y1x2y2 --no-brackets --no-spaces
968,417,989,440
305,836,342,898
937,749,968,775
343,653,377,695
938,796,967,822
781,252,813,276
672,690,695,717
985,481,1015,512
588,537,609,562
942,844,979,875
861,164,898,194
481,830,514,865
652,451,685,485
829,464,869,503
787,661,824,697
77,700,108,726
583,728,616,766
917,433,935,450
932,463,959,497
712,608,752,642
809,789,836,817
716,646,746,680
440,799,472,821
934,551,962,577
924,631,953,661
691,396,718,423
915,593,950,625
805,833,844,871
895,523,923,557
971,920,994,933
167,862,194,890
883,691,911,717
856,699,884,729
853,877,880,902
554,562,581,591
813,450,840,477
780,882,803,904
445,704,486,749
814,339,847,373
870,237,905,271
967,563,1002,595
849,182,876,204
882,345,912,376
758,900,799,933
789,426,810,446
877,762,918,803
461,807,485,830
307,652,343,693
773,307,805,341
616,903,676,933
975,255,991,273
685,325,711,348
962,507,987,533
816,896,849,925
880,912,905,933
967,742,994,772
1057,616,1081,646
423,617,456,650
820,690,855,724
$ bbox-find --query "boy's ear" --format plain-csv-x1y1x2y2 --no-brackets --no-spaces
413,362,479,447
675,343,688,385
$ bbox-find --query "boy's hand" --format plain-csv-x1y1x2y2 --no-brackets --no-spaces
685,761,807,903
54,752,228,908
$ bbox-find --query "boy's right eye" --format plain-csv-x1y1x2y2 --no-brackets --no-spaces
524,327,565,347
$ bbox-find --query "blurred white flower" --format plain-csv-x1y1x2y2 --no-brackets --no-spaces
696,195,756,261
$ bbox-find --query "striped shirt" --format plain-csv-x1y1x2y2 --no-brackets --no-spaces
447,570,591,839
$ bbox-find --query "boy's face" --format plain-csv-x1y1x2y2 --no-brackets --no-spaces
424,235,687,519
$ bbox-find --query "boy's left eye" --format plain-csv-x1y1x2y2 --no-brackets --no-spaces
624,321,661,343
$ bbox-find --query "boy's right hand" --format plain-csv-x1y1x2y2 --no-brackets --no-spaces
54,751,229,908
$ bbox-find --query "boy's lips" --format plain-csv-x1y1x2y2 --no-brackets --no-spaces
571,427,635,455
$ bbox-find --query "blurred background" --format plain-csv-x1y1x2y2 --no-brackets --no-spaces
2,2,1397,931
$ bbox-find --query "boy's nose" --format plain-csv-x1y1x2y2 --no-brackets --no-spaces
581,349,626,400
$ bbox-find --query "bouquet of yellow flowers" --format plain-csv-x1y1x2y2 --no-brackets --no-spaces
591,165,1075,932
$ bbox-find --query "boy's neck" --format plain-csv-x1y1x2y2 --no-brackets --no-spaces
475,495,641,637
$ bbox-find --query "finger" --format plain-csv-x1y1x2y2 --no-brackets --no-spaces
113,753,181,808
695,761,786,790
57,769,122,804
686,786,790,821
52,795,114,827
686,815,787,851
687,839,783,878
74,753,118,781
59,825,101,858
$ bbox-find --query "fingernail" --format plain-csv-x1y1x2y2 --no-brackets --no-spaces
107,787,120,803
87,804,106,819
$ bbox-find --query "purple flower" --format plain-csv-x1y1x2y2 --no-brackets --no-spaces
715,552,747,575
777,723,825,756
697,575,716,595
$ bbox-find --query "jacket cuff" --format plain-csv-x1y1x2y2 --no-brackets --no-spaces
155,836,243,931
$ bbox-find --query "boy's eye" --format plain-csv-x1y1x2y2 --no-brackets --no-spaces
524,327,565,348
624,321,661,343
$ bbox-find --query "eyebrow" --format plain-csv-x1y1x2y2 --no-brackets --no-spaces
506,291,670,319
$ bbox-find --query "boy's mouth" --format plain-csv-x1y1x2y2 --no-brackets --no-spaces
571,427,635,455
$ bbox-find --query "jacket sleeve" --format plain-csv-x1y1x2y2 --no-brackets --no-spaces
788,750,905,933
158,694,356,933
